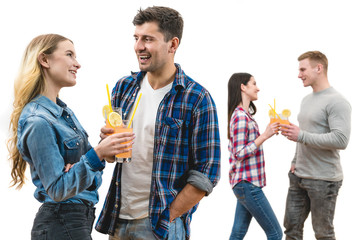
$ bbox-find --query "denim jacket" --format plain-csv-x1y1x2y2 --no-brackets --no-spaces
17,95,105,205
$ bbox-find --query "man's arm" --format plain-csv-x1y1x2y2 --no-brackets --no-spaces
281,101,351,150
299,101,351,149
169,184,206,222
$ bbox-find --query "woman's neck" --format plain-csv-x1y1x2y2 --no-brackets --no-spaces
41,84,60,103
239,99,250,113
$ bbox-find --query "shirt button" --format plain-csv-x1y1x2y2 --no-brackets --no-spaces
67,116,69,118
76,142,79,146
133,93,136,97
115,182,119,186
115,204,118,208
73,128,77,130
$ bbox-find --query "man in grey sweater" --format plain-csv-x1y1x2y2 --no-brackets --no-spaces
280,51,351,240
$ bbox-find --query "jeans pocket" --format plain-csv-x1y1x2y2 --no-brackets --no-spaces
168,218,185,240
233,183,245,200
31,229,47,240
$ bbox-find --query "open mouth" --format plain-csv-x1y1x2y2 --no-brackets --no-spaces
139,55,150,60
139,54,151,63
69,70,77,78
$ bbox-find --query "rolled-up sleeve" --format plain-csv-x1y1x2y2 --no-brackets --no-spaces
189,91,221,195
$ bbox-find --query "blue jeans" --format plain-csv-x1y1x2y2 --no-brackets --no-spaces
110,217,185,240
31,203,95,240
230,181,283,240
284,172,342,240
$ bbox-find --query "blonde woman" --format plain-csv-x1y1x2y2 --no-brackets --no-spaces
7,34,134,240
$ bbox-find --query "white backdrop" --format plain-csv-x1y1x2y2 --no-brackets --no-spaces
1,0,359,239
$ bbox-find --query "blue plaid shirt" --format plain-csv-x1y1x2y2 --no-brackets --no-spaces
95,64,221,239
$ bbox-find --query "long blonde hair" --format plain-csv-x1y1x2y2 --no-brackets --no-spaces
7,34,71,189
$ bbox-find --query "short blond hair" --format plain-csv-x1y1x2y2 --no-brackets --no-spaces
298,51,328,74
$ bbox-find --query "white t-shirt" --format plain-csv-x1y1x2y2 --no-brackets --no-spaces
120,75,172,219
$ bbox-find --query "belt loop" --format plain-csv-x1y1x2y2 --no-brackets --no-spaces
54,203,61,218
86,205,90,219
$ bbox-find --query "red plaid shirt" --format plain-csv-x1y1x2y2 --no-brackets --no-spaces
228,106,266,188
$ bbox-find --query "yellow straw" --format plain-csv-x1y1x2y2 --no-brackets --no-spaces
106,84,113,112
268,104,281,119
128,93,142,128
274,98,276,113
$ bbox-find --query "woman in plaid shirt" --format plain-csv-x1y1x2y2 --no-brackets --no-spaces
227,73,283,240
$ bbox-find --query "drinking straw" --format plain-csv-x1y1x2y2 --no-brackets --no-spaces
274,98,276,113
128,93,142,128
268,104,281,119
106,84,113,112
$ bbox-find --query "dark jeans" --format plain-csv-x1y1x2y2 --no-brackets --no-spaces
284,172,342,240
31,203,96,240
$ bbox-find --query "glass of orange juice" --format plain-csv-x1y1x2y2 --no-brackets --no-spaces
105,107,133,163
269,109,280,124
279,114,290,125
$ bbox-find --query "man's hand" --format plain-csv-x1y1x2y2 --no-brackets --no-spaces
290,164,296,173
280,122,300,142
100,125,115,140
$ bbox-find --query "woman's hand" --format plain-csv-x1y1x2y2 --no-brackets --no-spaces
255,122,280,147
94,131,135,160
64,163,75,172
263,122,280,139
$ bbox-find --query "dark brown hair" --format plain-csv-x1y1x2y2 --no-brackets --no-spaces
133,6,184,44
227,73,257,139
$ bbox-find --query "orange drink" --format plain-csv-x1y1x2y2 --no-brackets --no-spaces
279,118,290,125
270,117,280,124
104,107,133,163
106,119,132,162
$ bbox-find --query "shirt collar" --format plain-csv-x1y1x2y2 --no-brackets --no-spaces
133,63,187,93
236,106,256,121
32,95,65,118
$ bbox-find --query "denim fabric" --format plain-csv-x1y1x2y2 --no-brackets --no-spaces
230,181,282,240
109,217,185,240
31,203,95,240
284,172,342,240
17,95,104,205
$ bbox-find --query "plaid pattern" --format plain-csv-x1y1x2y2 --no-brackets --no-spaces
95,64,221,240
228,106,266,188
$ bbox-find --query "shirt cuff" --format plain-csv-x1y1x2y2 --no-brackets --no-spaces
187,170,214,196
85,148,105,171
297,130,305,144
249,141,258,153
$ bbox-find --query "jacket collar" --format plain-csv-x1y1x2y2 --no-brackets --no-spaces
32,95,65,118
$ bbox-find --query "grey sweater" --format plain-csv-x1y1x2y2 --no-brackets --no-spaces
293,87,351,181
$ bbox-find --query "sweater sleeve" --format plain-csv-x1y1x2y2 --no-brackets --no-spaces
297,100,351,150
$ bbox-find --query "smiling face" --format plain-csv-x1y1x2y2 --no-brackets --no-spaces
42,40,81,90
241,77,260,101
133,22,174,74
298,58,319,88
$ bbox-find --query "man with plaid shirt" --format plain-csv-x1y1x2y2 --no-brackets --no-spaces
95,6,221,240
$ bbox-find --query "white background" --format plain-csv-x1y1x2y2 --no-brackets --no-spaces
1,0,359,239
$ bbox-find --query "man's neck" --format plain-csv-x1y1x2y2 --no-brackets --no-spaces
147,63,176,90
312,76,330,93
